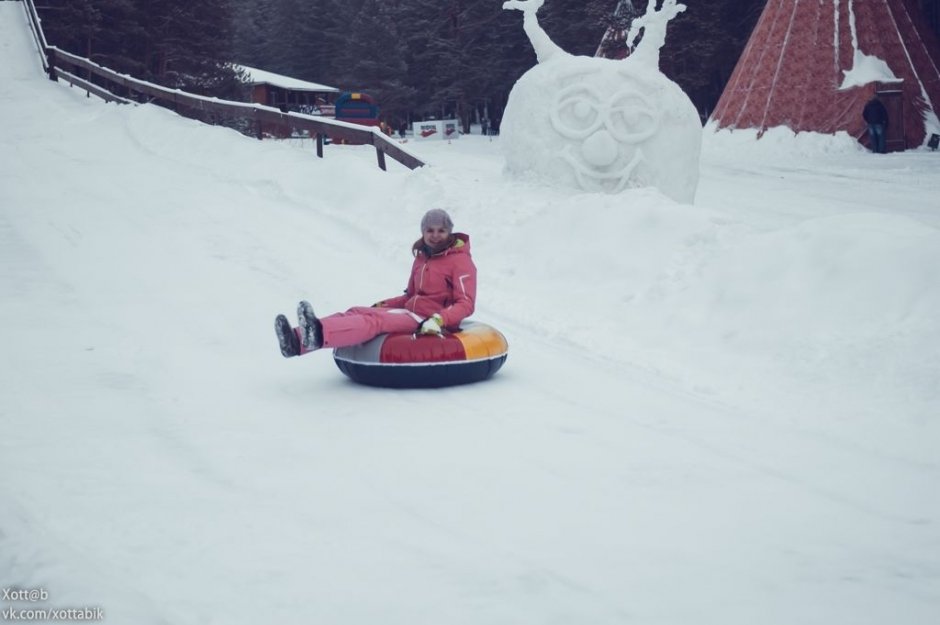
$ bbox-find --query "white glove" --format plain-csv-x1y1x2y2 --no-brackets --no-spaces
419,313,444,336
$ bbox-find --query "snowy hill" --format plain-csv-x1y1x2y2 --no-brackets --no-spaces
1,3,938,624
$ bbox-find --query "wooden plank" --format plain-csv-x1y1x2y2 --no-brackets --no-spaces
54,68,131,104
374,138,425,170
22,0,53,77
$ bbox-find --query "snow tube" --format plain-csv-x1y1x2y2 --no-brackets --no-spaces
333,321,508,388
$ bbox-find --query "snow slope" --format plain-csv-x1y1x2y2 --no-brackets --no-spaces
2,3,939,624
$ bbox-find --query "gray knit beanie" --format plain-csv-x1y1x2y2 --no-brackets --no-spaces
420,208,454,231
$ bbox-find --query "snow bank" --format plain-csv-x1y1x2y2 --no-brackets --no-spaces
473,179,940,424
703,122,865,160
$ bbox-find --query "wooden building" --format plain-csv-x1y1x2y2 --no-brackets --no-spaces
235,64,340,136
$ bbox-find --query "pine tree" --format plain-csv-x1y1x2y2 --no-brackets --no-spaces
38,0,139,72
332,0,416,126
131,0,238,93
232,0,278,67
658,0,765,119
539,0,612,57
39,0,241,96
386,0,534,130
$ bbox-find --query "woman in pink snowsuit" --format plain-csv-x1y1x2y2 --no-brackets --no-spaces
275,208,477,357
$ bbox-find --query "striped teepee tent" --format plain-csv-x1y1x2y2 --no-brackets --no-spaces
710,0,940,151
595,0,641,59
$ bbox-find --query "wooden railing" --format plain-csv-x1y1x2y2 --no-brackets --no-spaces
18,0,425,172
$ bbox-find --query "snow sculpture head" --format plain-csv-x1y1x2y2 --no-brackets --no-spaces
501,0,702,203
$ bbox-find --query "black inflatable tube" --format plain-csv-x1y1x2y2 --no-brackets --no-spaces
334,355,507,389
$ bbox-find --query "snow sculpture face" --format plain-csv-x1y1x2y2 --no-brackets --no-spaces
552,67,660,189
501,0,702,203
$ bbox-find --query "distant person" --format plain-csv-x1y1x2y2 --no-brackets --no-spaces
274,209,477,357
481,117,489,136
863,94,889,154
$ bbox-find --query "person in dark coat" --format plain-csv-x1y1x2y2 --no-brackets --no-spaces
863,95,889,154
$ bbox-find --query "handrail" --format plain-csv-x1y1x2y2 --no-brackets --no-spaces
54,67,132,104
18,0,425,171
21,0,49,74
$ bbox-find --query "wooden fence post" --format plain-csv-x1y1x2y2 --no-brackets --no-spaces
375,146,387,171
46,48,57,81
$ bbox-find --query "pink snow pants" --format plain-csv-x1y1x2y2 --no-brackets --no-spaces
298,307,422,354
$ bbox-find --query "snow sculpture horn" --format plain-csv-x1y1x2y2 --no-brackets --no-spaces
500,0,702,203
503,0,563,63
624,0,685,66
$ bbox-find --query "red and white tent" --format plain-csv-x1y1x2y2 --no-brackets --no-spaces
711,0,940,151
595,0,640,59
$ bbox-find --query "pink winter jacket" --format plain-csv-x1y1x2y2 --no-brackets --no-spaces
379,233,477,328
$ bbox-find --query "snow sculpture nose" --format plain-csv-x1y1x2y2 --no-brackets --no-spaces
581,130,619,168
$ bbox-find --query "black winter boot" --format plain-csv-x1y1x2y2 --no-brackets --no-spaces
297,300,323,350
275,314,300,357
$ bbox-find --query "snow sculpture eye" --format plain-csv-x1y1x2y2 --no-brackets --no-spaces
551,85,605,140
606,90,661,144
573,101,592,119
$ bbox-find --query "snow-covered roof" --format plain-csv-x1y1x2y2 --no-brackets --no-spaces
234,64,339,93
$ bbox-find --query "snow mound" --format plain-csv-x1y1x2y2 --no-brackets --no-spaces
840,51,901,90
703,122,865,160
